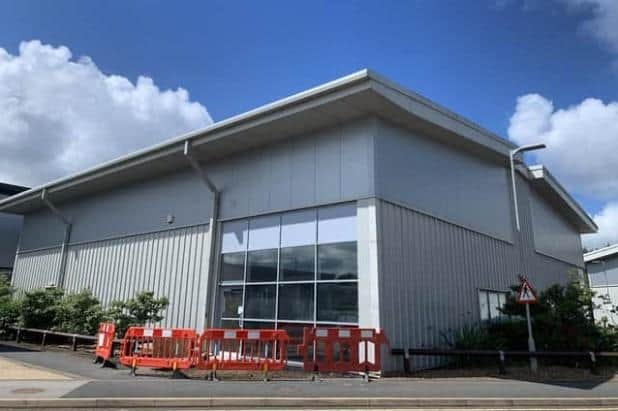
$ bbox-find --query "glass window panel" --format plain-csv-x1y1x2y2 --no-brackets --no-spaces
248,214,280,251
318,242,357,280
221,220,248,253
278,322,311,361
317,203,356,244
317,282,358,322
246,249,278,282
281,209,316,247
280,245,315,281
219,285,243,318
278,283,314,321
220,319,242,329
243,321,276,329
489,292,500,320
244,285,276,319
478,291,489,321
220,252,245,282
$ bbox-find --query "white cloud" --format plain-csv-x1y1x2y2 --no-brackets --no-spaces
583,202,618,249
0,40,212,187
509,93,618,248
508,94,618,200
561,0,618,54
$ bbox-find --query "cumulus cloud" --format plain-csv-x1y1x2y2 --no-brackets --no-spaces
508,94,618,249
0,40,212,187
561,0,618,54
508,94,618,199
583,202,618,249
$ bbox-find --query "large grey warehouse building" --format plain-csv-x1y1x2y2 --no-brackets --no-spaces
0,70,597,371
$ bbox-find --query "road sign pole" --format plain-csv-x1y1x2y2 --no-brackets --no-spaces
525,302,538,372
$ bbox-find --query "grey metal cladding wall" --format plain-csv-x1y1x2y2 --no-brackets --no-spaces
377,193,578,372
0,212,23,268
11,247,62,291
207,117,376,220
374,120,513,242
63,224,210,330
19,118,375,251
588,256,618,287
20,169,213,250
528,187,584,267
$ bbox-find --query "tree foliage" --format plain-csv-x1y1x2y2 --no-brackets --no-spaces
104,291,169,337
19,287,64,329
55,290,104,335
0,275,19,335
447,280,618,353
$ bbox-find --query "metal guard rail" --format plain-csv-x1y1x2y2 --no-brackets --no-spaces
9,325,121,352
392,347,618,374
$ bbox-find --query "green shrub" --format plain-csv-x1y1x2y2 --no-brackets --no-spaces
496,280,618,352
55,290,104,335
104,291,169,337
19,287,64,329
444,280,618,358
0,275,19,335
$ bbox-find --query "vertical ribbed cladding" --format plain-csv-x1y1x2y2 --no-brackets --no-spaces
62,223,210,330
11,224,210,331
11,247,62,292
376,194,578,373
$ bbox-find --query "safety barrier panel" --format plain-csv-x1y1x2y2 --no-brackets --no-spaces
94,322,116,364
298,327,387,377
119,327,197,375
196,329,289,379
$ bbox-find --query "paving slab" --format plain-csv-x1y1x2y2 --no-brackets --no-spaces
0,356,71,380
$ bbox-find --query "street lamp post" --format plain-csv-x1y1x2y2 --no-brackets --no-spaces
509,143,546,373
509,143,546,231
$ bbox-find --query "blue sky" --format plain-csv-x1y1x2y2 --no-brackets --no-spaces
0,0,617,247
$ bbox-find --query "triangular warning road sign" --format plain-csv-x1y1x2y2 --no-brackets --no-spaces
517,279,538,304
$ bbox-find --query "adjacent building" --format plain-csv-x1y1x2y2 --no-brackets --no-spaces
0,183,28,279
0,70,596,371
585,244,618,326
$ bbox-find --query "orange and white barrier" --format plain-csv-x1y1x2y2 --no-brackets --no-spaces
119,326,197,375
196,329,289,379
297,327,387,378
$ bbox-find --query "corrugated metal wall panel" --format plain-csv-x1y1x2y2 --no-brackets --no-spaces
62,224,210,330
11,247,62,291
9,224,210,331
377,194,581,372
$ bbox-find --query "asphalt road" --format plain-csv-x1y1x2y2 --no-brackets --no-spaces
2,341,618,401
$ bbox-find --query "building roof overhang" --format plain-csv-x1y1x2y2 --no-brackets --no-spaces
527,165,597,234
0,69,596,235
584,243,618,262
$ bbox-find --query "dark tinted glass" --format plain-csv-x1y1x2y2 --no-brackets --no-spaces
243,321,276,329
220,319,241,329
244,285,276,319
219,285,243,318
278,283,314,321
280,245,314,281
220,252,245,282
318,242,357,280
247,249,278,282
317,282,358,322
278,322,310,361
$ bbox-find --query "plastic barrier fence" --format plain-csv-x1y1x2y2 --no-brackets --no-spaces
119,327,197,374
298,327,387,375
94,322,115,364
196,329,289,378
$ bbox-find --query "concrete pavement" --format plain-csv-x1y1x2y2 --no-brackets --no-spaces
2,341,618,409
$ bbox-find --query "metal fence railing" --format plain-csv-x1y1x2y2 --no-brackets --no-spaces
8,326,121,352
391,347,618,374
